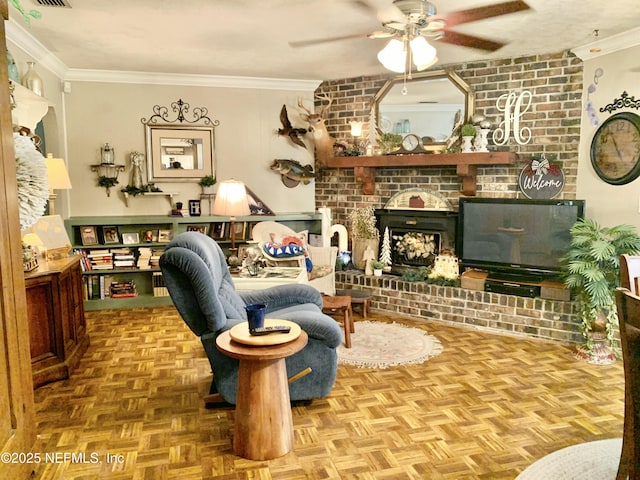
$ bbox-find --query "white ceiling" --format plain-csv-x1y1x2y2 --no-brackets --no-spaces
7,0,640,82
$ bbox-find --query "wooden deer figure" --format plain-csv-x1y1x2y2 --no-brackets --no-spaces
297,93,336,167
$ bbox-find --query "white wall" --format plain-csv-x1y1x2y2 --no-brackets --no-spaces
64,82,318,217
577,45,640,228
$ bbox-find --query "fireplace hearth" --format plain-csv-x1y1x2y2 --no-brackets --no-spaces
376,209,458,275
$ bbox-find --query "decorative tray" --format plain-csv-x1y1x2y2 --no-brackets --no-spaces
229,319,301,346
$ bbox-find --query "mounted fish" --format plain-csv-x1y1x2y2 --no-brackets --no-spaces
270,159,315,188
277,105,308,149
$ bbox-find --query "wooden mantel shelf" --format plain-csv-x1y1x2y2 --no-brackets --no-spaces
323,151,517,196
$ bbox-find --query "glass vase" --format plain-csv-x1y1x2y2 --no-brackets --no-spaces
22,61,44,96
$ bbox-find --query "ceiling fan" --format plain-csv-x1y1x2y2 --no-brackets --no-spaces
289,0,531,53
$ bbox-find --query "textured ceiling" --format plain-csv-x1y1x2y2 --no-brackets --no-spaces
8,0,640,81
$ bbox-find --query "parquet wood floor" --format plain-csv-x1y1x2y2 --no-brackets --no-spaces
30,306,624,479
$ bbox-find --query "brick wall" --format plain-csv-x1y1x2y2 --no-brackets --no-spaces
318,51,585,344
314,50,583,227
337,271,582,344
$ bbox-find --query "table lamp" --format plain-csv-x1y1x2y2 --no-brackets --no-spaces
213,179,250,272
45,154,72,215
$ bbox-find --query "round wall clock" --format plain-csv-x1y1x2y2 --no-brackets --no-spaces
590,111,640,185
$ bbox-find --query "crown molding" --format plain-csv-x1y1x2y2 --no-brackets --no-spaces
63,69,321,91
5,17,320,91
6,18,69,78
571,27,640,60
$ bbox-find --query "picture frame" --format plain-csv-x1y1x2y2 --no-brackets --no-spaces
229,221,247,241
211,222,226,239
141,229,158,243
145,124,215,182
122,232,140,245
189,199,201,217
187,224,208,235
237,244,249,262
80,226,99,246
158,229,172,243
102,226,119,244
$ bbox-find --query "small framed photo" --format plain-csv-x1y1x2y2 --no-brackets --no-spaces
141,229,158,243
158,229,172,243
211,222,226,239
229,221,246,240
187,224,208,235
237,244,249,262
188,199,201,217
122,232,140,245
102,226,119,244
80,226,99,246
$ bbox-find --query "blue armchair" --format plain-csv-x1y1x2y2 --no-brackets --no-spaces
159,231,342,404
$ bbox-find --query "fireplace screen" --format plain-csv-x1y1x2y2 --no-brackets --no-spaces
392,231,440,267
377,209,457,275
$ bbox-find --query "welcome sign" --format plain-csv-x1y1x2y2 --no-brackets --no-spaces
518,154,565,199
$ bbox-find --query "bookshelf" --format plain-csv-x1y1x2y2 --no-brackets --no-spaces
66,213,321,310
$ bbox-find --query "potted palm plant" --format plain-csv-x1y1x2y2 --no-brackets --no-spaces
560,217,640,364
347,206,380,270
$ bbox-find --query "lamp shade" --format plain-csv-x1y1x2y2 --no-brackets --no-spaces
212,180,250,217
350,121,363,137
45,154,72,191
410,36,438,71
377,38,406,73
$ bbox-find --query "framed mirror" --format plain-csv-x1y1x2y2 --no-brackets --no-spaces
375,70,474,150
145,124,215,182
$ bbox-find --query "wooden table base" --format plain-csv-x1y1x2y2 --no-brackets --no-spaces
216,330,308,460
234,357,293,460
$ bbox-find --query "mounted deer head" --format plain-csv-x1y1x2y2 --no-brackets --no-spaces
297,93,335,166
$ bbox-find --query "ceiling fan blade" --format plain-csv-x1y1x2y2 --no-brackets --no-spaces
430,0,531,28
289,32,372,48
438,30,506,52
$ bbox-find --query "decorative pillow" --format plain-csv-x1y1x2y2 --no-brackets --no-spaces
308,264,333,281
262,230,308,259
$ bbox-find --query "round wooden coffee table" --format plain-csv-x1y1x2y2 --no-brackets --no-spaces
216,327,308,460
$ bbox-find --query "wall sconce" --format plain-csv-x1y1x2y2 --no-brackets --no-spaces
45,154,72,215
101,142,115,164
90,143,125,197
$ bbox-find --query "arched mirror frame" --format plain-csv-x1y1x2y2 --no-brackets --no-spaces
373,69,475,148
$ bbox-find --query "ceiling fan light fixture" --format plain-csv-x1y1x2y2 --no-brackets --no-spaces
410,35,437,70
377,38,407,73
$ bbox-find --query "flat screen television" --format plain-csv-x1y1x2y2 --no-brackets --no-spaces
457,198,585,281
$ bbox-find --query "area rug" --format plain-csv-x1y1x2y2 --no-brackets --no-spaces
516,438,622,480
337,321,443,369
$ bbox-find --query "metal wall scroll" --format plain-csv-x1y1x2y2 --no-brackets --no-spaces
599,91,640,114
492,90,532,146
140,98,220,126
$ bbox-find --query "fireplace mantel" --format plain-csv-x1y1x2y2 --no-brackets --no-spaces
323,151,517,195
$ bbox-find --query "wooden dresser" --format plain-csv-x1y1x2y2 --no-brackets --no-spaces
24,256,90,388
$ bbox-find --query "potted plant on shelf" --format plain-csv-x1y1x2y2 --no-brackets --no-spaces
371,260,384,277
560,218,640,364
198,175,216,194
460,124,476,153
347,205,380,270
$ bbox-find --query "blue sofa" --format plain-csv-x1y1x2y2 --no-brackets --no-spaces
159,231,342,404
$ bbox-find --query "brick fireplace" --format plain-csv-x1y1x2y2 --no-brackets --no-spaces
315,50,583,344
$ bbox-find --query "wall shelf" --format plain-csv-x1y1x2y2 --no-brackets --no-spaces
121,191,178,208
324,152,517,195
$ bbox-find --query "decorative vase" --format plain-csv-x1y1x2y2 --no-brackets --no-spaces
352,238,379,270
461,136,474,153
474,129,490,152
21,61,43,96
6,50,19,83
575,310,616,365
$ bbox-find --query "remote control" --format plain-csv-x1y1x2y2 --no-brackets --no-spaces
250,325,291,336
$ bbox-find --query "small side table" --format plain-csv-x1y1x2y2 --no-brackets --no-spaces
215,330,308,460
337,289,372,319
322,295,353,348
